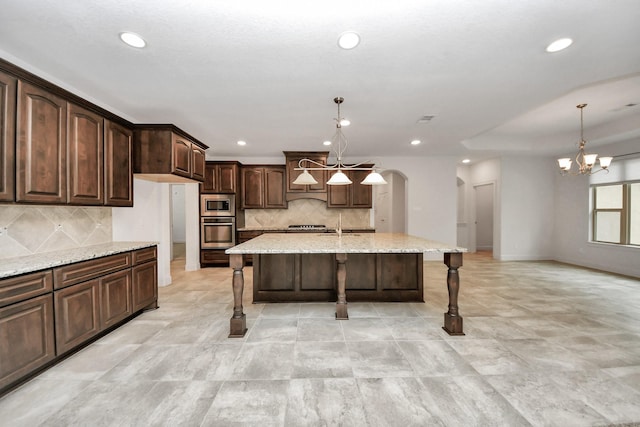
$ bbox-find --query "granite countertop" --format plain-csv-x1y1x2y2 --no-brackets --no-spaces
226,232,466,254
237,226,376,232
0,242,157,279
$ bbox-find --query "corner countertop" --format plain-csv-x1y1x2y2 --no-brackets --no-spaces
226,232,466,254
0,242,157,279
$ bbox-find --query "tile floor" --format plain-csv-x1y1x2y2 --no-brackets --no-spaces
1,252,640,426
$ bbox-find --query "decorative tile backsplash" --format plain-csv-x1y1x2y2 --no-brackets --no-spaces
244,199,370,229
0,205,112,259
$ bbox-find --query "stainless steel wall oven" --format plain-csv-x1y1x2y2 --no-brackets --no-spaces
201,217,236,249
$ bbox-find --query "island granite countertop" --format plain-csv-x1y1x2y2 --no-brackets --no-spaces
226,232,466,254
236,226,375,233
0,242,157,279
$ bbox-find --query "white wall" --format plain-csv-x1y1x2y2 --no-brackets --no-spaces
373,156,458,259
112,178,172,286
553,139,640,277
500,156,555,260
113,179,202,284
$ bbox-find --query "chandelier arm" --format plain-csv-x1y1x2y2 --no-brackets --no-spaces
297,158,327,169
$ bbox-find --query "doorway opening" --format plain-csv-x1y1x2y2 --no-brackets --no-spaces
170,185,186,261
373,170,407,233
474,182,494,255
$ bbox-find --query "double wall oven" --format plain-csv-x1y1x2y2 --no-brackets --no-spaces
201,194,236,249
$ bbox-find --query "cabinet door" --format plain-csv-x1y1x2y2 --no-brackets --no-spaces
104,120,133,206
16,81,67,203
201,162,217,193
0,71,16,202
286,155,328,193
132,260,157,312
351,170,373,208
241,167,264,208
327,179,349,207
191,145,206,181
218,164,237,193
172,135,192,178
100,270,132,329
68,103,103,205
54,279,100,355
0,294,55,390
264,166,287,208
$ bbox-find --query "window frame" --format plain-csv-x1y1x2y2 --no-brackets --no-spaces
591,180,638,246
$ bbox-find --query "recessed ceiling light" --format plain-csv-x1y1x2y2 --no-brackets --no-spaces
462,159,471,164
323,140,332,146
237,140,247,146
410,140,421,146
119,32,146,48
339,119,350,126
546,38,573,53
338,32,360,50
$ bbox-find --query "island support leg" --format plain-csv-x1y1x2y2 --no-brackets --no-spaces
443,252,464,336
335,253,348,320
229,254,247,338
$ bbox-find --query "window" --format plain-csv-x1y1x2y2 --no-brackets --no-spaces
592,181,640,246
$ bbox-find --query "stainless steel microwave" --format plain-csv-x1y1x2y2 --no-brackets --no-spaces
200,194,235,217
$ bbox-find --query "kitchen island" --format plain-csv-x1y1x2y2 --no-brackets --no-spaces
225,233,466,337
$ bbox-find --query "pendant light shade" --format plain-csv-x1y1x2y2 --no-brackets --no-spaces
327,170,352,185
292,169,319,185
360,171,387,185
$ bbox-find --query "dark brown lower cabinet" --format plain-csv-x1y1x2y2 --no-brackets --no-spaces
0,294,55,390
200,249,230,267
100,270,132,329
132,259,158,312
54,279,101,355
1,246,157,396
253,252,423,302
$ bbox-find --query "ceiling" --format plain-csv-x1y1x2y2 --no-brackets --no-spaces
1,0,639,164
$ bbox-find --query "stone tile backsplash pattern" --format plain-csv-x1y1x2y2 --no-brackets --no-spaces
0,205,112,259
244,199,370,229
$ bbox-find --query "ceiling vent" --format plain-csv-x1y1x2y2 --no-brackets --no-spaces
417,115,435,124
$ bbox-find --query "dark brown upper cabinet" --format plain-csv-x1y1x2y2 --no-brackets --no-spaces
0,70,16,202
327,167,373,209
105,120,134,207
240,165,287,209
284,151,328,202
67,103,104,205
134,125,208,183
201,161,238,194
2,59,135,207
16,81,67,204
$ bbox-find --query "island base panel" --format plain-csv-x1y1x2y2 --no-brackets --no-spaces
253,253,423,303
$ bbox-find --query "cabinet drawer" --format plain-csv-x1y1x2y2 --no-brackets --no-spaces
0,294,55,390
53,253,131,290
238,231,264,241
0,271,53,308
132,246,157,265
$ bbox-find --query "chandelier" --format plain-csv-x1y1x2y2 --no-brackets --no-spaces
557,104,612,175
292,97,387,186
